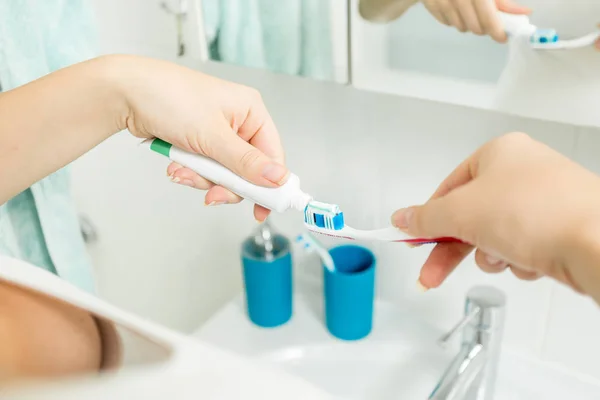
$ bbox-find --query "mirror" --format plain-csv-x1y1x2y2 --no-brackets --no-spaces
196,0,349,84
351,0,600,128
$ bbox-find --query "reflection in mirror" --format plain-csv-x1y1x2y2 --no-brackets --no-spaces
354,0,600,127
197,0,349,83
388,5,508,83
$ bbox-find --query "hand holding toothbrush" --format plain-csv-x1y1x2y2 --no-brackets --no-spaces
391,133,600,304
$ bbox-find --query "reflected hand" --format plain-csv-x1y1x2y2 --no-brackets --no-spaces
390,133,600,302
421,0,531,42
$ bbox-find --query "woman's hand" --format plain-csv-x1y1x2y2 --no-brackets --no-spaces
421,0,530,42
115,55,287,221
0,55,286,221
390,133,600,303
596,24,600,50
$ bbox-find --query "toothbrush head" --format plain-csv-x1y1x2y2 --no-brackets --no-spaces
295,233,318,252
295,233,336,272
531,29,559,44
303,201,345,231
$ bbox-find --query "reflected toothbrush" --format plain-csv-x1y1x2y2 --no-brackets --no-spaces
499,12,600,50
303,201,461,245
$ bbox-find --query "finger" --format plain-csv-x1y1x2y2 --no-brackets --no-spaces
495,0,531,14
424,1,451,25
475,0,507,42
509,265,542,281
418,242,475,289
167,162,184,177
457,1,484,35
392,146,481,239
595,26,600,50
241,105,286,166
204,185,243,206
203,117,289,188
254,205,271,222
428,153,476,201
168,164,215,190
474,249,508,273
440,1,467,32
392,180,481,240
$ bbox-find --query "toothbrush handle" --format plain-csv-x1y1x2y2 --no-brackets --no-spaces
143,138,301,213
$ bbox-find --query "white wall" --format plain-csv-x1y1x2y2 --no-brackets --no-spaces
76,0,600,386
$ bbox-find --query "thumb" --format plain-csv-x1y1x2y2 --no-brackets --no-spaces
204,118,289,187
495,0,531,14
391,189,472,240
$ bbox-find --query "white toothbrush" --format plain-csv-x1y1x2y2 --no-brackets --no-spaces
295,232,335,272
499,12,600,50
303,201,461,245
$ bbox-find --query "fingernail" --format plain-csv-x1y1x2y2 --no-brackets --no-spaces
179,179,195,188
392,208,413,230
416,279,429,293
205,201,227,206
262,163,289,185
169,176,180,183
485,254,505,267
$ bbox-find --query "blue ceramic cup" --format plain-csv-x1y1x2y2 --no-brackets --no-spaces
324,245,376,340
241,234,292,328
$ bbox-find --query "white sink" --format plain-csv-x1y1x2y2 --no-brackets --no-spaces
194,289,600,400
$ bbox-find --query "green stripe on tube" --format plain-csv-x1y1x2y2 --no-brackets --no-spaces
150,138,172,157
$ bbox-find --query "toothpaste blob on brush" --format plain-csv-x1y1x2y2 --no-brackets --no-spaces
303,201,460,245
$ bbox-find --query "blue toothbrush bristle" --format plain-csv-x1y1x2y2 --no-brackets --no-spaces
531,28,559,44
304,201,345,231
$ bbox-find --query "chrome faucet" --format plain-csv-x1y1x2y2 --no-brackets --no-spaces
428,286,506,400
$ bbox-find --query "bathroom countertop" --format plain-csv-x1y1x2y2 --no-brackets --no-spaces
192,287,442,355
193,289,600,400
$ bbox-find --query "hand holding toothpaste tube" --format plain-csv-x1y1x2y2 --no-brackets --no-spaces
121,56,288,222
391,132,600,304
359,0,531,43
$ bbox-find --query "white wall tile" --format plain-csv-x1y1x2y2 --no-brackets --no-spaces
543,283,600,379
541,126,600,379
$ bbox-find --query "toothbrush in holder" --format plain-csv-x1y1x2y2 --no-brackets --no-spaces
143,138,461,245
296,233,335,272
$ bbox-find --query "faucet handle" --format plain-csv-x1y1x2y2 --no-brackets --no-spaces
437,306,481,348
437,285,507,348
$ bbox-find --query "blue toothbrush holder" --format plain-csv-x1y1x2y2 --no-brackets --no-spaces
241,221,292,328
324,245,376,341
